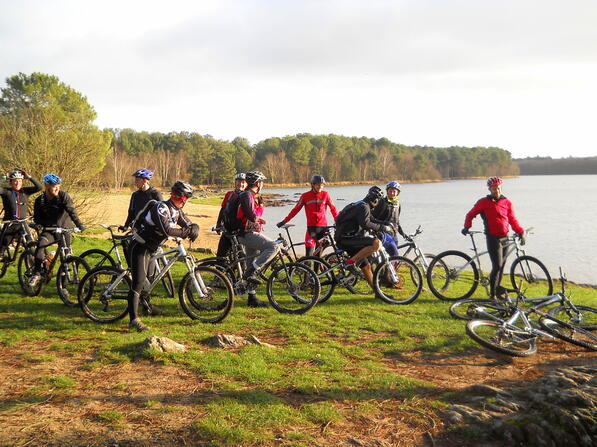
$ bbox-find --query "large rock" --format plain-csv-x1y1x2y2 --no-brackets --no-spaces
204,334,276,348
143,336,187,353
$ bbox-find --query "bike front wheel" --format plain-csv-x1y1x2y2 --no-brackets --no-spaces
298,256,336,304
465,319,537,357
17,248,42,296
539,314,597,351
427,251,479,301
78,267,130,323
178,266,234,323
548,305,597,331
449,299,510,321
509,255,553,297
57,256,90,307
266,262,320,314
373,256,422,305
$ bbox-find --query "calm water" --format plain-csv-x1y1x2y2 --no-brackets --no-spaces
259,175,597,286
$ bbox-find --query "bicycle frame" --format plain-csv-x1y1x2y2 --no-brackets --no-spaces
0,218,34,263
396,226,428,271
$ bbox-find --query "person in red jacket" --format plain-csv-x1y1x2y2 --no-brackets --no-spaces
276,175,338,256
462,177,525,299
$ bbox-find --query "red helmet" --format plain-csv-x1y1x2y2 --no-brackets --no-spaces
486,177,503,187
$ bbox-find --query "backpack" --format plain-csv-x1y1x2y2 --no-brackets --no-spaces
222,192,242,232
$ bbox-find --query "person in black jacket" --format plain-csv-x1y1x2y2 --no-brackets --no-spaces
127,181,199,332
121,169,163,231
335,186,393,287
0,169,41,256
30,174,85,285
372,181,406,257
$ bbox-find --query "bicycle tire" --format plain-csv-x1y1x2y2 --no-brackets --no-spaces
449,299,510,321
297,256,336,304
0,255,9,279
538,314,597,351
509,255,553,297
178,265,234,323
17,248,43,296
373,256,423,305
548,305,597,331
79,248,117,270
78,266,130,323
56,256,90,307
266,262,320,314
156,256,175,298
465,319,537,357
427,250,479,301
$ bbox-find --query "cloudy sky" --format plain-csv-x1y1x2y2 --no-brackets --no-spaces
1,0,596,158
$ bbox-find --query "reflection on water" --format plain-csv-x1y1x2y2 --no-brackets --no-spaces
259,175,597,285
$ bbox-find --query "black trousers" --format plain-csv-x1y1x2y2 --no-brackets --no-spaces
486,234,508,298
126,240,153,321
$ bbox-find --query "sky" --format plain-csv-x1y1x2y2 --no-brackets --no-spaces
1,0,596,159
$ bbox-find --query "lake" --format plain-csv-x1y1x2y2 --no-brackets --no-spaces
259,175,597,286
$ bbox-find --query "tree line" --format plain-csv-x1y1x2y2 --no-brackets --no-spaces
515,156,597,175
0,72,519,190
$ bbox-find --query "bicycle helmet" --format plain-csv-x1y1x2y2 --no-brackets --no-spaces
132,169,153,180
386,181,401,191
235,172,246,180
365,186,384,202
310,174,326,184
43,174,62,185
7,170,24,180
171,180,194,198
245,170,267,186
487,176,503,187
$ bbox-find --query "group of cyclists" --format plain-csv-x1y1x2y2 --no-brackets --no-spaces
1,166,526,332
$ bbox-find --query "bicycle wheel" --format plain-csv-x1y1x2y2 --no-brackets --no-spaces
373,256,423,305
17,248,43,296
0,252,9,279
449,299,510,321
548,305,597,330
78,267,130,323
178,266,234,323
427,251,479,301
510,255,553,297
156,256,175,298
56,256,90,307
465,319,537,357
539,315,597,351
298,256,336,304
79,248,117,269
266,262,320,314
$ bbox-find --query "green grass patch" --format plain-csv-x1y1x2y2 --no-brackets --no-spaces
97,410,124,423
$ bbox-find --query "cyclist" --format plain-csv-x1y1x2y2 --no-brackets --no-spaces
121,169,163,231
276,174,338,257
0,169,42,257
372,181,406,257
334,186,393,288
30,174,85,286
462,176,525,299
236,170,278,307
127,181,199,331
215,172,247,257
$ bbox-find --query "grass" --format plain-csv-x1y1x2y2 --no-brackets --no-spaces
0,236,595,445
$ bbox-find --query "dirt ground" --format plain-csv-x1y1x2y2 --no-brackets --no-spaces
0,338,594,447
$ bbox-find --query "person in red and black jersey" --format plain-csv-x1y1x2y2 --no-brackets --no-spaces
462,177,525,299
277,174,338,256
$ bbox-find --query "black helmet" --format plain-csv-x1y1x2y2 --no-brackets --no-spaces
245,170,267,186
365,186,384,203
310,174,326,184
171,180,194,198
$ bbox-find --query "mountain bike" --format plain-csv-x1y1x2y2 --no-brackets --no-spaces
18,226,90,306
79,224,175,297
77,236,234,324
0,217,35,279
396,225,447,289
201,228,321,314
426,228,552,301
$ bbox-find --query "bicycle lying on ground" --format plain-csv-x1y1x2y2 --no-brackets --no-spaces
426,228,553,301
18,226,90,307
0,217,35,279
202,227,321,314
459,271,596,356
78,236,234,324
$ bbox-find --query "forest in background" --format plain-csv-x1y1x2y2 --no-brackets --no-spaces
515,156,597,175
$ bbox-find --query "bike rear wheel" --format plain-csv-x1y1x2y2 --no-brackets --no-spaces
466,319,537,357
548,305,597,331
57,256,90,307
449,299,510,321
79,248,117,270
298,256,336,303
178,266,234,323
266,262,320,314
373,256,423,305
427,251,479,301
17,248,43,296
509,255,553,297
539,314,597,351
78,267,130,323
